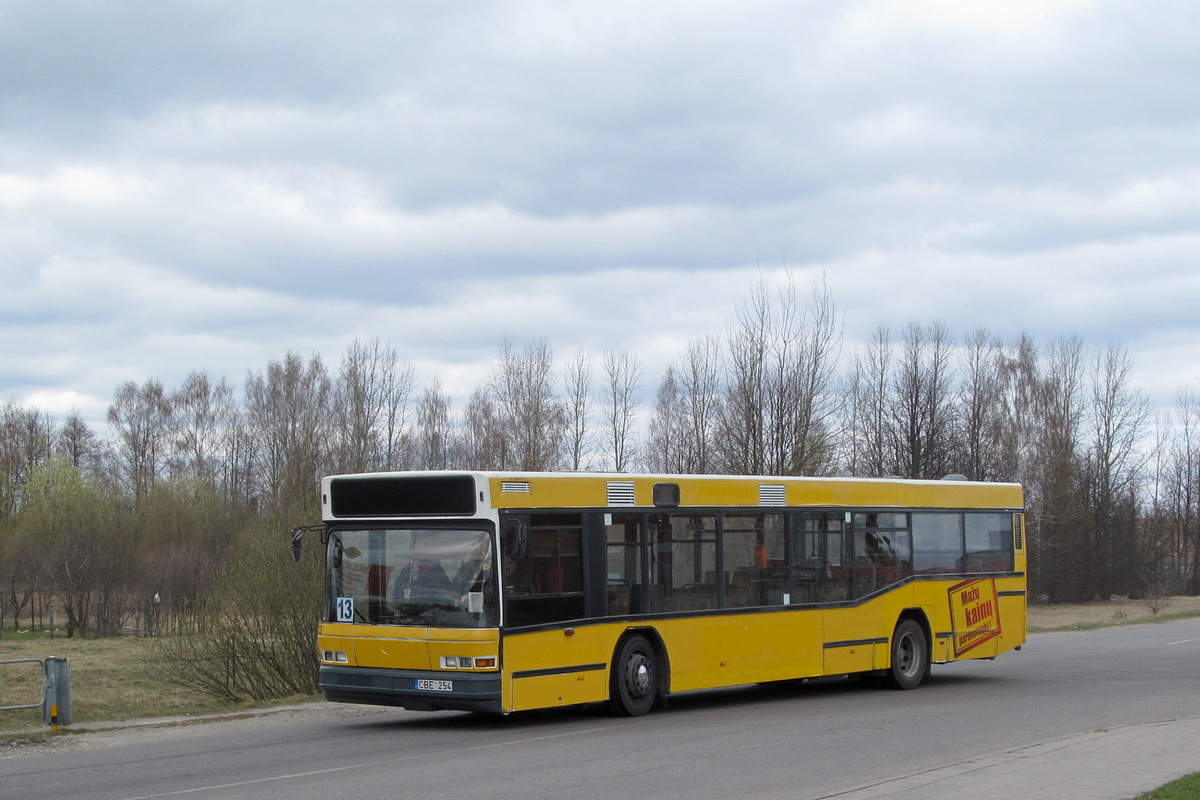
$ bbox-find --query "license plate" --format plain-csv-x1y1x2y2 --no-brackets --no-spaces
415,679,453,692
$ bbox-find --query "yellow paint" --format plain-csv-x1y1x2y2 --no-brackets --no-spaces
488,474,1022,511
319,621,500,670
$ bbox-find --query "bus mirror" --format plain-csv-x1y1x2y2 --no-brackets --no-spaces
503,518,528,560
290,525,326,562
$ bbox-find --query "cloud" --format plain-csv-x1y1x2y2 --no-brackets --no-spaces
1,0,1198,436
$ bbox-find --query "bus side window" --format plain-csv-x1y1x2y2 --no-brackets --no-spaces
964,512,1014,572
606,514,642,616
912,513,963,574
650,514,717,613
505,514,585,626
793,512,848,603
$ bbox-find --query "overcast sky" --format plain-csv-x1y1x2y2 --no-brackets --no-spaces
2,0,1198,432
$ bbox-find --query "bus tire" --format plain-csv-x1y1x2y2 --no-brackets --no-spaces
609,634,658,716
885,618,929,690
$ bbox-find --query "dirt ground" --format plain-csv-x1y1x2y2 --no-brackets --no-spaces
1026,595,1200,631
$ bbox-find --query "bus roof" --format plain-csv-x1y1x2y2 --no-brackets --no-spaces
322,471,1023,520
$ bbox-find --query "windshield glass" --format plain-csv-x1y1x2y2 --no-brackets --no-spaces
328,527,498,628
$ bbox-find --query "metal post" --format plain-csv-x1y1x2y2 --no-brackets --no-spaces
42,657,71,729
49,604,54,640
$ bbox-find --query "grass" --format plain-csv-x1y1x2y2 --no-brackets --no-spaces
0,631,311,739
1026,595,1200,633
1132,773,1200,799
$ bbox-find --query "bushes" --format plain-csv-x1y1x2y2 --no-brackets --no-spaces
155,522,324,702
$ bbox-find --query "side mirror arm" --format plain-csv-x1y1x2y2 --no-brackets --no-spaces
290,525,327,562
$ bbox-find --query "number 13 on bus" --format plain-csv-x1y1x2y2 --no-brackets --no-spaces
292,471,1025,716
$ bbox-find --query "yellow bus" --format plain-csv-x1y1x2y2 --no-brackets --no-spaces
305,471,1025,716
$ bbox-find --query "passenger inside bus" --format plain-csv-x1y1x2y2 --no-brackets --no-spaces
393,558,455,604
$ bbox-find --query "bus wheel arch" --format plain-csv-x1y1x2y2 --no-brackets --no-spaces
886,611,932,690
608,628,669,716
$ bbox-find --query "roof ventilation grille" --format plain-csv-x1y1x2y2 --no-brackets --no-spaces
607,481,636,506
759,484,786,506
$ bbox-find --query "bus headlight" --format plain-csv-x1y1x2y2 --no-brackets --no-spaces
322,650,349,664
440,655,498,670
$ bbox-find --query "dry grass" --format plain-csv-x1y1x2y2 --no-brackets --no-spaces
1027,595,1200,632
0,633,302,738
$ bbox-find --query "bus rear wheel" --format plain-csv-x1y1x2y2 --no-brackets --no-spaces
609,634,658,716
885,619,929,690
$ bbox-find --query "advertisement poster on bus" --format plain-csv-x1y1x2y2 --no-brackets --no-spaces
948,578,1001,657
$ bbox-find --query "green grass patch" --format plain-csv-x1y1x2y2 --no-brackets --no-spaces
1130,772,1200,799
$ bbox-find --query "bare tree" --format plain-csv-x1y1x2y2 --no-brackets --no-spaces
888,321,955,479
243,352,331,518
647,366,688,473
491,339,565,471
458,388,504,469
169,372,237,488
332,338,416,473
998,333,1040,485
0,402,56,518
717,282,769,474
601,349,642,472
56,410,105,478
679,335,722,473
414,379,452,469
717,273,842,476
1027,336,1086,600
380,345,417,470
956,329,1007,480
777,274,842,475
842,325,893,477
562,347,593,471
108,380,172,508
1078,346,1149,597
1175,390,1200,594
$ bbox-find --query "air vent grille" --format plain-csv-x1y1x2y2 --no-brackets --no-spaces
607,481,636,506
500,481,531,493
1013,513,1024,550
759,484,786,506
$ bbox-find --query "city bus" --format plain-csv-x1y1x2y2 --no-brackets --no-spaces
300,471,1025,716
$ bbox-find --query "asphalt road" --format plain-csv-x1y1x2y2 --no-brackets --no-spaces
4,618,1200,800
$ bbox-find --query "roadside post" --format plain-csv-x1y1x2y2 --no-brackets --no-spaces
43,657,72,730
0,657,72,730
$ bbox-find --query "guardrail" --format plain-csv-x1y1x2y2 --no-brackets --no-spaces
0,657,71,730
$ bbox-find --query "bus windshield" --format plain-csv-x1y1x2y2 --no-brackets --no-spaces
328,527,498,628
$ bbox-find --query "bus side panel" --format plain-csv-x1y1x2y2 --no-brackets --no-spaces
822,600,887,675
654,610,824,692
504,627,613,711
996,576,1026,654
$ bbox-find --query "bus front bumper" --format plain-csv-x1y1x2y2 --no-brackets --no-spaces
319,665,504,714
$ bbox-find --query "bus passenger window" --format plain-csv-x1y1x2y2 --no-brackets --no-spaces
912,513,963,574
606,514,643,615
723,513,786,607
504,514,585,627
793,512,848,603
965,513,1014,572
650,514,717,613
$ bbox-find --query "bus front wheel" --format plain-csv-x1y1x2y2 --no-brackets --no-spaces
885,619,929,690
609,634,658,716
